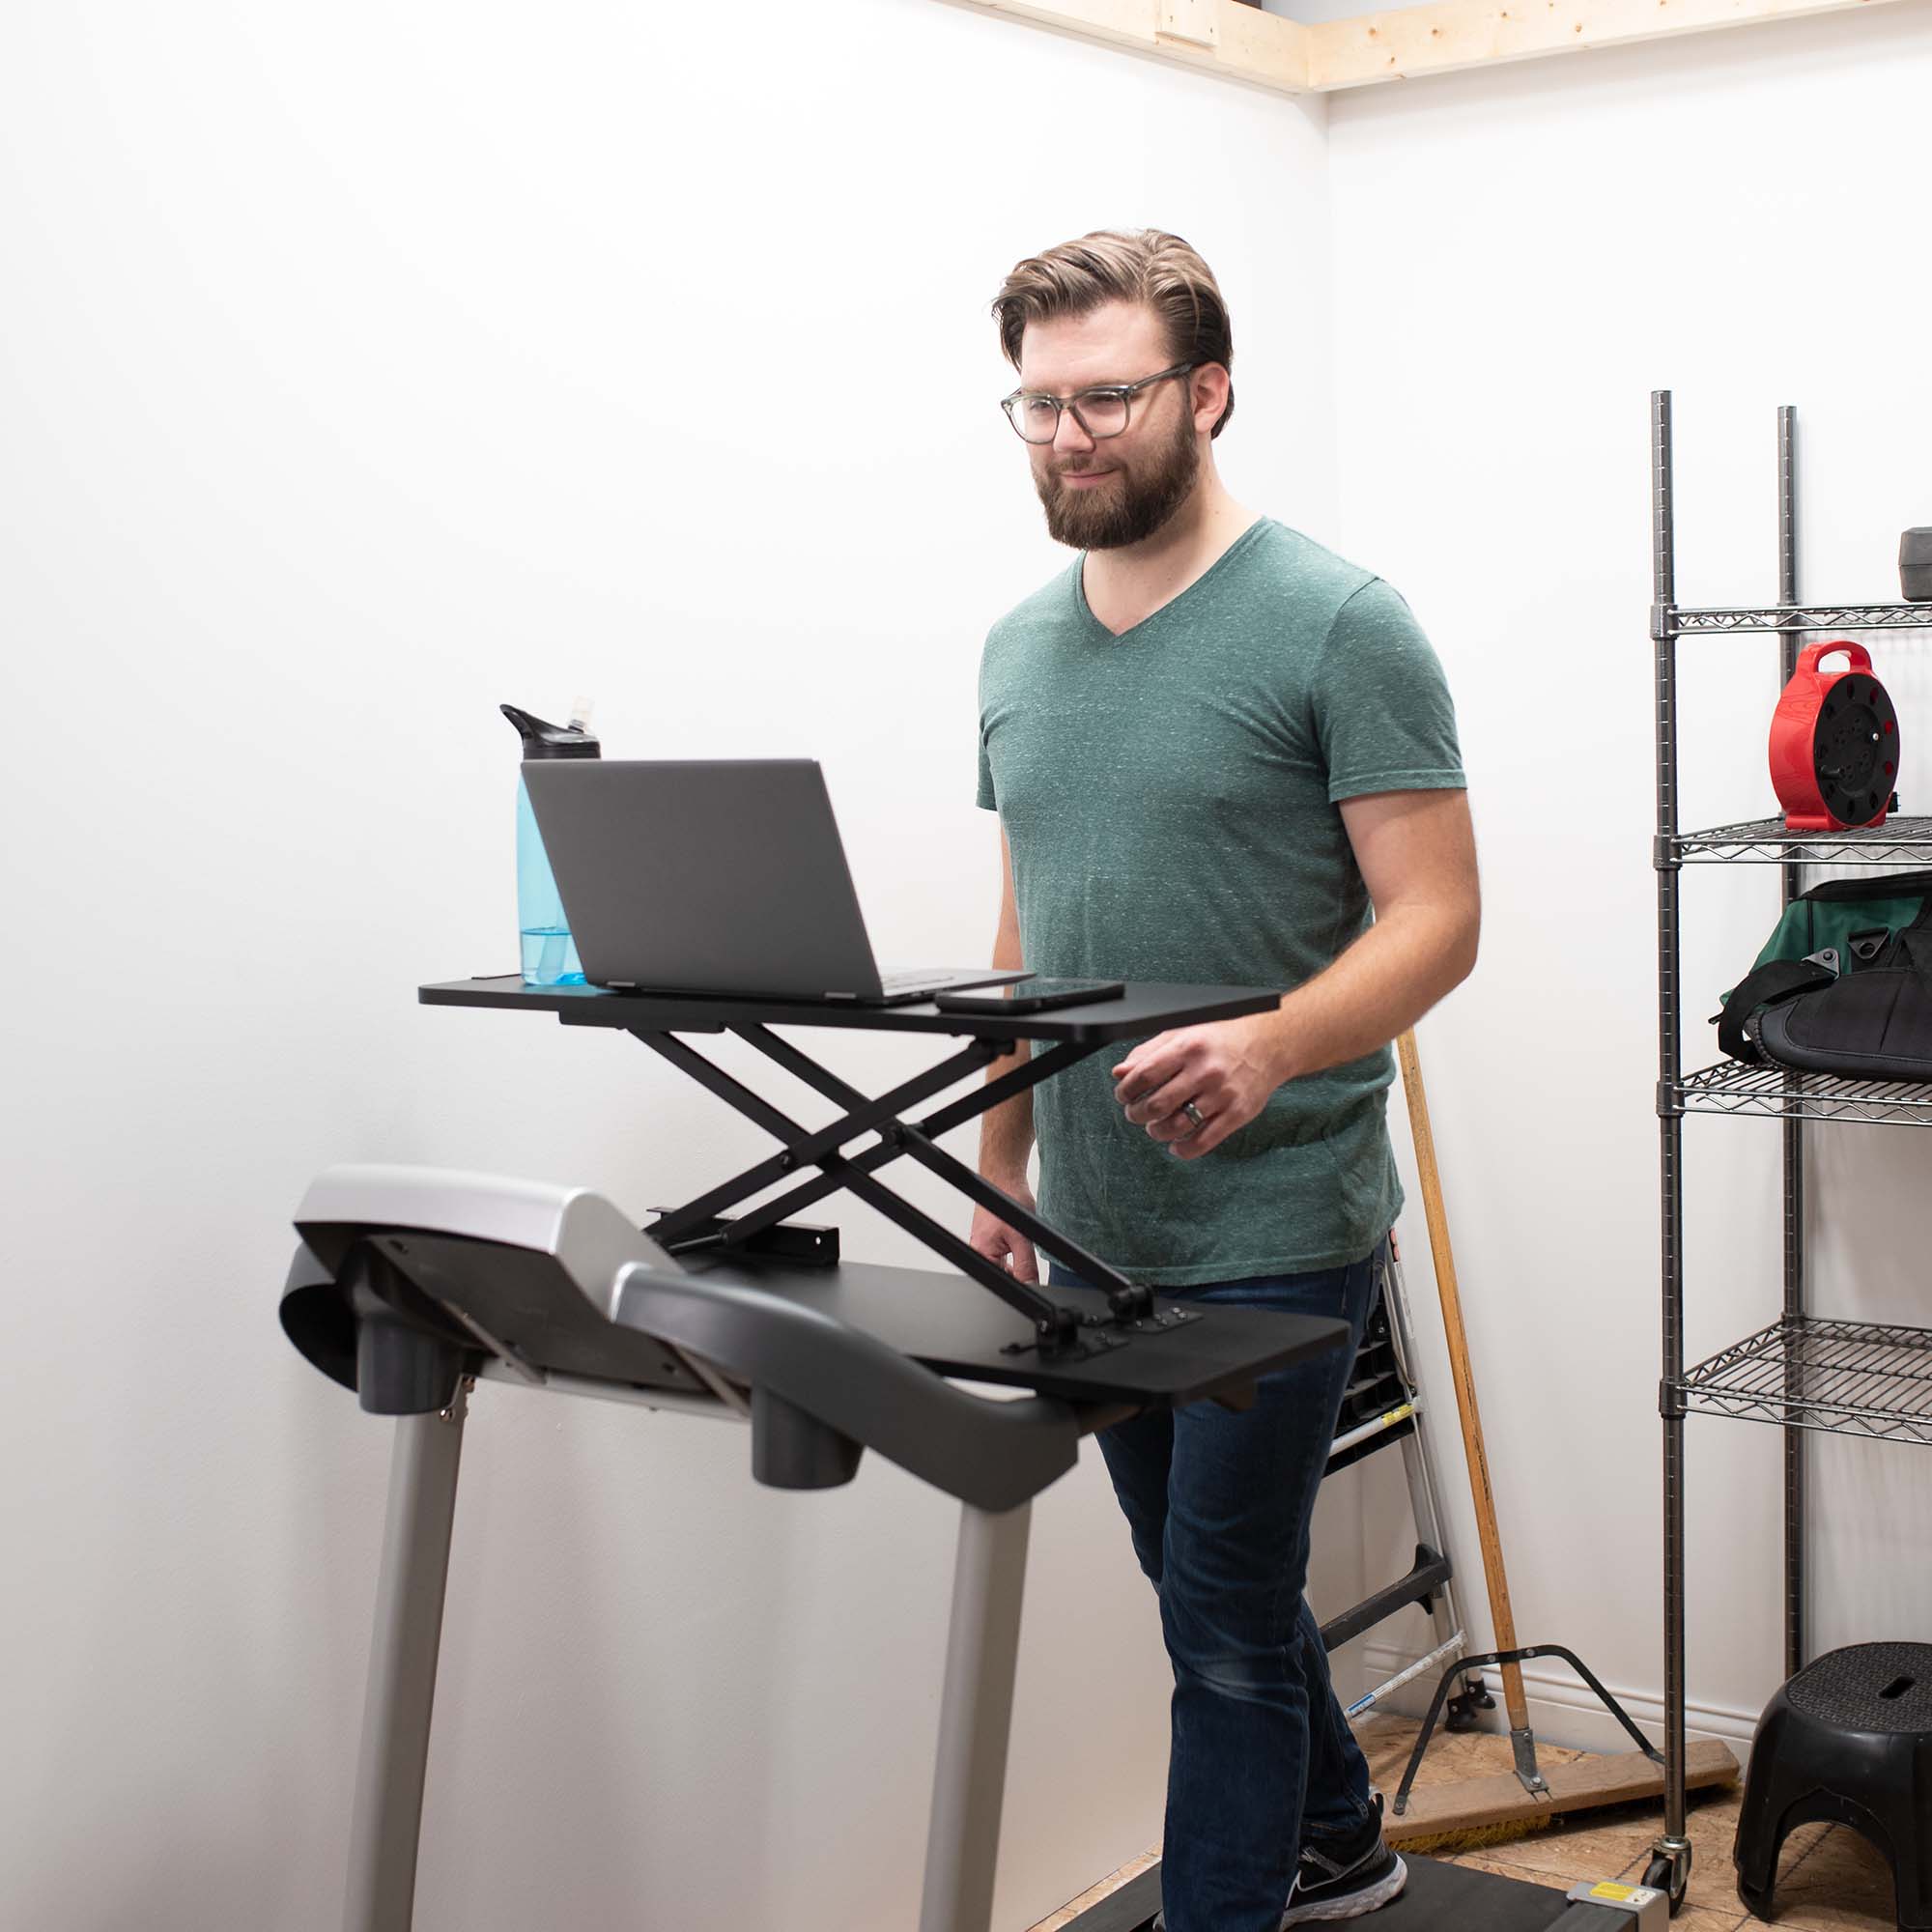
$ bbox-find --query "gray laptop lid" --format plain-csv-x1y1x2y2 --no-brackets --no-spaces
521,759,886,999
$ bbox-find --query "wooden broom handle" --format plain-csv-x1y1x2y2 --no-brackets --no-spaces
1395,1028,1531,1735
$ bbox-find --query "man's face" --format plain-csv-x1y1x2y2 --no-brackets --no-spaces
1015,301,1204,552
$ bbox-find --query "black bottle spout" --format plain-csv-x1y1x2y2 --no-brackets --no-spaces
501,702,600,759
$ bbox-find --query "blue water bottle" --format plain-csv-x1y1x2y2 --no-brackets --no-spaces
501,700,600,985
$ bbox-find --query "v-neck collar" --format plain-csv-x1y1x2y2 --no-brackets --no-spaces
1071,516,1270,642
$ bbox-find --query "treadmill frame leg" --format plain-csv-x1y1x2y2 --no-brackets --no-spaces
342,1388,469,1932
921,1498,1034,1932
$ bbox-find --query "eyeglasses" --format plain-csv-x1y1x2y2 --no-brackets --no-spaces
1000,361,1197,444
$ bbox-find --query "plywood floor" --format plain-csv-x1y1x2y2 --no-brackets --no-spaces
1026,1712,1898,1931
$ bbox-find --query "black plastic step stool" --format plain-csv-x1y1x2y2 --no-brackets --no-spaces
1735,1640,1932,1929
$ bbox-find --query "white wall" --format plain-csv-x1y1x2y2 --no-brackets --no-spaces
1328,3,1932,1750
18,2,1931,1922
0,5,1337,1927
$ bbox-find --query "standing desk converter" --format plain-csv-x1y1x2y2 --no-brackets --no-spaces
416,973,1339,1393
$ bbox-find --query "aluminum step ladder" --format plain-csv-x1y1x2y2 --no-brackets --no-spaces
1319,1233,1481,1727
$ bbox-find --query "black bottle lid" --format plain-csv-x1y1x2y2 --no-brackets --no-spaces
500,703,601,759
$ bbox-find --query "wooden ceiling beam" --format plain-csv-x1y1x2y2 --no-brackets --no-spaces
935,0,1914,91
1314,0,1910,89
938,0,1315,95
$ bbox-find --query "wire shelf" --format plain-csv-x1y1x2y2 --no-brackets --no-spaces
1675,816,1932,866
1677,1316,1932,1446
1674,1061,1932,1127
1666,603,1932,636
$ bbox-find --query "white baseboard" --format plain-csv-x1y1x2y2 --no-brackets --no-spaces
1355,1640,1759,1751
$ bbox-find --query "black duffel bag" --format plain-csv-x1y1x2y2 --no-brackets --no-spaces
1716,871,1932,1080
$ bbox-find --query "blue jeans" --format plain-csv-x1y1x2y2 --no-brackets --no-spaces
1049,1240,1383,1932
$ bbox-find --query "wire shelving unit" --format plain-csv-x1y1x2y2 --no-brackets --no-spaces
1647,391,1932,1910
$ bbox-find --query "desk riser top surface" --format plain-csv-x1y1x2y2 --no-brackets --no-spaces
419,976,1283,1042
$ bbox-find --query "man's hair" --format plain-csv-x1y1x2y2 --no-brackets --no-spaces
990,228,1235,440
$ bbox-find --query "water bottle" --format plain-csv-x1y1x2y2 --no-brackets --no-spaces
501,699,600,985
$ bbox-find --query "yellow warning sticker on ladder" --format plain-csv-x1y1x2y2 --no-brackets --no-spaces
1589,1884,1637,1902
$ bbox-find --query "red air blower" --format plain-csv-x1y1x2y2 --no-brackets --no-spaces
1769,642,1899,832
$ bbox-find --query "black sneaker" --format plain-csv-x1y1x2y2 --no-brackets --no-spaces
1146,1798,1407,1932
1279,1793,1407,1925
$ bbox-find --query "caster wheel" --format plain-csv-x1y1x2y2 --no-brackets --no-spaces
1641,1855,1689,1915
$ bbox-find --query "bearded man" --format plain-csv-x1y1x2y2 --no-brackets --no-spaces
968,228,1479,1932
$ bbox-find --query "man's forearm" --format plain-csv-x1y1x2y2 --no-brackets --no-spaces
978,1046,1034,1184
1258,903,1478,1088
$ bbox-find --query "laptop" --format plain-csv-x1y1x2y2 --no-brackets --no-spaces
520,758,1033,1006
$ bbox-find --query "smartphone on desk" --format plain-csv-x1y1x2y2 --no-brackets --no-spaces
933,977,1124,1015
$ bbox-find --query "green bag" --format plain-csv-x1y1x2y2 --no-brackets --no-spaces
1716,870,1932,1072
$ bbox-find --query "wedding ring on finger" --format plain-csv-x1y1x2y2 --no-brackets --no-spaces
1180,1100,1208,1134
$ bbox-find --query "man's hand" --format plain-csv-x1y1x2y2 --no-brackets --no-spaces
969,1175,1041,1281
1112,1014,1284,1161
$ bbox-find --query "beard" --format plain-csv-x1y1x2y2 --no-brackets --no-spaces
1034,409,1202,551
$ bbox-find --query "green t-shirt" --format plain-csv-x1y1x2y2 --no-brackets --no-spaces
975,517,1465,1285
